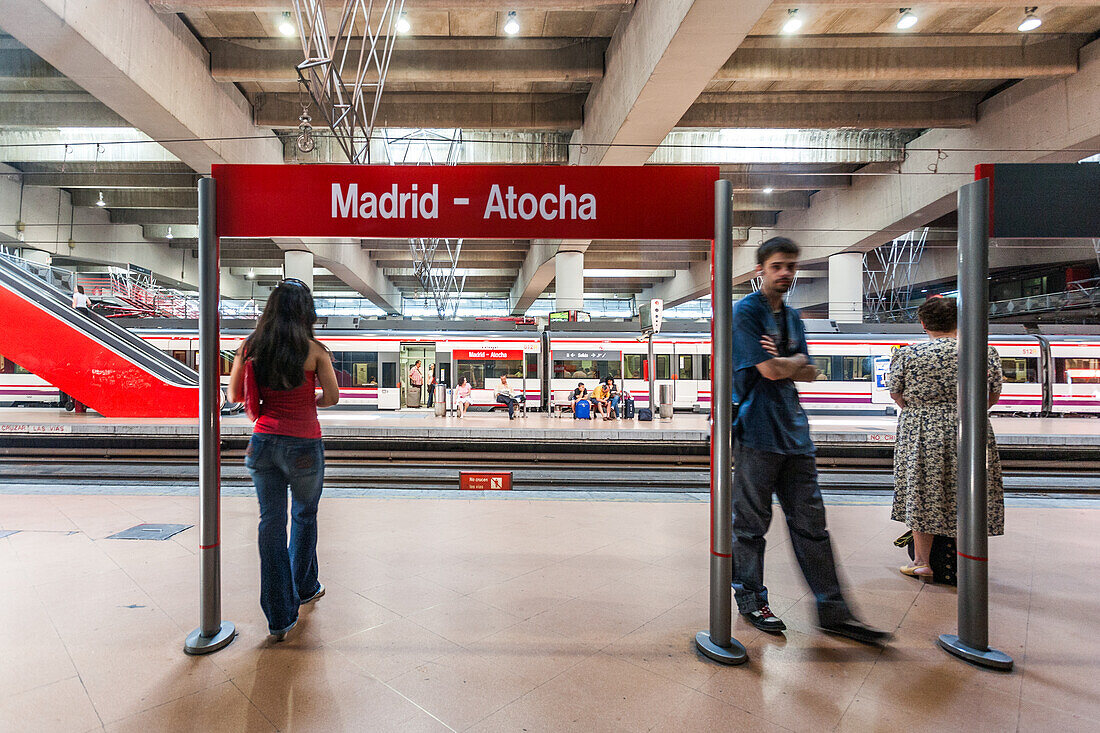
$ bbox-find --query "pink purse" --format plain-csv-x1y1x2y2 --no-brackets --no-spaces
242,359,262,421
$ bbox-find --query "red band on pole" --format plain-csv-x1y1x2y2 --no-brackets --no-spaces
956,550,988,562
200,543,220,550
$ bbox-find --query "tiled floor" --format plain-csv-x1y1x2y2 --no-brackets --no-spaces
1,492,1098,732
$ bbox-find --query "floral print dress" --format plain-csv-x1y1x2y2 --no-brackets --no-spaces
889,337,1005,537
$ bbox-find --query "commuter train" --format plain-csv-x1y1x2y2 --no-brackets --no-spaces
2,326,1099,415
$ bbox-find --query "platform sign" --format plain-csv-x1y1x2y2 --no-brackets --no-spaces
976,163,1100,238
640,299,663,335
212,164,719,240
453,349,522,360
460,471,512,491
871,354,893,404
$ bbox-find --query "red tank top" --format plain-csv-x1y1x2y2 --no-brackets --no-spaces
253,370,322,439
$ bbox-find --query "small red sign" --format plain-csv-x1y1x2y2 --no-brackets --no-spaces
460,472,513,491
453,349,523,360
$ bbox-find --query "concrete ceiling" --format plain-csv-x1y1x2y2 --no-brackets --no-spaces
1,0,1099,308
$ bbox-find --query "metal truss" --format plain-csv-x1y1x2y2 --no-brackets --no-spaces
864,227,928,322
384,128,467,318
292,0,405,164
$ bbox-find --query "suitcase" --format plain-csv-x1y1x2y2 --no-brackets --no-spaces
573,399,592,419
638,407,653,421
896,531,957,586
622,396,635,419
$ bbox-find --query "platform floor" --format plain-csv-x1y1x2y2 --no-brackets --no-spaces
1,492,1097,732
0,407,1098,446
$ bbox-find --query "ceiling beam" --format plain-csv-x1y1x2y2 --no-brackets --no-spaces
733,192,810,211
72,189,197,209
150,0,632,10
718,35,1081,82
0,98,129,127
209,38,606,84
111,209,197,225
18,166,200,189
680,92,978,129
0,129,178,164
722,172,852,191
254,92,584,130
0,48,78,91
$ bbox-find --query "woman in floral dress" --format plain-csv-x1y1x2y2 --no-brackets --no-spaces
889,297,1005,580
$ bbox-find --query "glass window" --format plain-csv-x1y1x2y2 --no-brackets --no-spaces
329,351,379,386
219,353,233,377
1000,357,1039,384
811,356,832,381
678,355,693,380
624,354,644,379
656,354,671,380
381,361,396,388
458,359,525,388
1056,357,1100,384
839,356,872,382
701,355,710,380
526,352,538,378
553,359,621,380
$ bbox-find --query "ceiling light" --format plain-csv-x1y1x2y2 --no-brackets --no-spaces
762,187,774,194
1018,7,1042,32
781,9,802,34
278,12,295,37
165,227,173,240
396,12,411,34
95,191,106,207
896,8,918,30
246,268,256,280
503,10,520,35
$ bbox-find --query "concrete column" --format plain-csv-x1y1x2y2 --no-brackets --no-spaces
554,250,584,311
828,252,863,323
283,250,314,292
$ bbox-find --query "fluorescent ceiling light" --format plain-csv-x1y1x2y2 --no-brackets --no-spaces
503,11,520,35
1018,7,1042,32
782,9,802,34
165,227,173,240
95,191,106,207
278,12,295,37
762,187,774,194
896,8,918,30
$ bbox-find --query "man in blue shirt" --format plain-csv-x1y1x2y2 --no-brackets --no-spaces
731,237,889,645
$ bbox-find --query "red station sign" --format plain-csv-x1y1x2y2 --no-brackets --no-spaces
453,349,524,360
212,164,719,240
460,472,513,491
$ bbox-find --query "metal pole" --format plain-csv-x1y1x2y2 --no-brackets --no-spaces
647,333,655,415
185,177,236,655
937,177,1011,671
696,178,747,665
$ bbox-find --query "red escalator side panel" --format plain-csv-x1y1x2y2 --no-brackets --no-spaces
0,286,198,417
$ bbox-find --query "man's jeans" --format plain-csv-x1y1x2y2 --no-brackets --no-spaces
731,441,851,625
245,433,325,634
496,394,524,417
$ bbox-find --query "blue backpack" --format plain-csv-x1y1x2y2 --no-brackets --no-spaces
574,399,591,419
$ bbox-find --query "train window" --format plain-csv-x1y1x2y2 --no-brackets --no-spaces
458,359,525,388
678,355,693,380
381,361,396,388
1056,357,1100,384
656,355,671,380
553,359,621,380
811,356,832,381
330,351,379,386
701,355,710,380
526,353,538,378
1000,357,1039,384
839,356,872,382
219,353,233,377
624,354,643,379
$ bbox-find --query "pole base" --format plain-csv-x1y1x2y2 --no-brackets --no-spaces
937,634,1013,671
184,622,237,656
695,631,748,666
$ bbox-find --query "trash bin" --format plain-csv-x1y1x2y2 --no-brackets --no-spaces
434,385,447,416
658,384,674,420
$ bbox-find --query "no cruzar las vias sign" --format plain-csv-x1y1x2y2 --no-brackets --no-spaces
211,164,718,240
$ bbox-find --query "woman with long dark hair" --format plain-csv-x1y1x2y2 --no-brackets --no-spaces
228,279,339,640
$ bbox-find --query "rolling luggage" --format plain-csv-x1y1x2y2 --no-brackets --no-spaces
573,399,592,419
638,407,653,421
622,396,635,419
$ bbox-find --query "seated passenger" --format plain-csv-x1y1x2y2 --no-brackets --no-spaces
591,381,612,419
570,382,588,412
494,375,525,420
455,377,473,418
604,377,621,419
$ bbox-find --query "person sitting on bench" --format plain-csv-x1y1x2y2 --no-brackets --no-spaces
568,382,588,414
494,375,525,419
591,380,612,420
455,377,473,418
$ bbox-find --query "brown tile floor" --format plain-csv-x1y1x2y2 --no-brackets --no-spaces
1,493,1098,732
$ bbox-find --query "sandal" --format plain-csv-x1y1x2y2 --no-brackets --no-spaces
899,563,933,581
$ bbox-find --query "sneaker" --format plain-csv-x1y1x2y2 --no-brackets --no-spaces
300,584,325,605
741,605,786,633
819,617,892,646
270,617,298,642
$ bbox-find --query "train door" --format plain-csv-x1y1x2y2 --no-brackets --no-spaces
399,343,436,408
674,345,698,408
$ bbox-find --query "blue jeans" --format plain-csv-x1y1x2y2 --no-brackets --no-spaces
610,395,621,417
731,441,852,625
496,394,524,417
245,433,325,634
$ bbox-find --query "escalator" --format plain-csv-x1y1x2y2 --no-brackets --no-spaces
0,256,200,417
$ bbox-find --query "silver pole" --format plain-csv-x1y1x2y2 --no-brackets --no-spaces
185,177,236,655
937,177,1011,670
696,178,747,665
647,333,655,415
